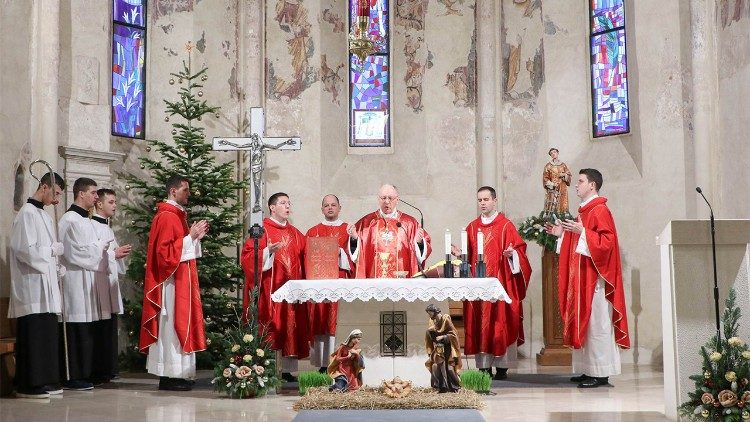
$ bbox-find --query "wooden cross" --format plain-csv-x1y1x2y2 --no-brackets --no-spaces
213,107,301,225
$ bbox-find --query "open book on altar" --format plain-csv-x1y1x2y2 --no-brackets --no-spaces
305,236,339,279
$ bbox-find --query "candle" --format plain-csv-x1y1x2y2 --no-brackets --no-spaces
461,228,467,255
359,0,368,17
445,229,451,255
477,229,484,256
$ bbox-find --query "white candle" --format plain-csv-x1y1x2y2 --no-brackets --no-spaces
445,229,451,255
461,228,467,255
477,229,484,256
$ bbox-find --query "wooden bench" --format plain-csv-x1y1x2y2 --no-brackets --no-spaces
0,297,16,396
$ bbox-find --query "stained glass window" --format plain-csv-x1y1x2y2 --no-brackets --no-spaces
589,0,630,138
349,0,390,147
112,0,146,138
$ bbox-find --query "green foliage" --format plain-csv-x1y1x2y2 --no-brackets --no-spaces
518,210,573,252
119,60,246,371
460,370,491,393
211,306,280,399
678,289,750,421
298,371,332,396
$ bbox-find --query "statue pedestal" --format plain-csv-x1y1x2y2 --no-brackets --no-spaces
536,249,571,366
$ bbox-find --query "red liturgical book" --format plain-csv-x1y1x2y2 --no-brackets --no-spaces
305,236,339,279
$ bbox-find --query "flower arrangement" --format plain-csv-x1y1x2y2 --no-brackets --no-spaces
517,210,573,252
211,283,280,398
678,289,750,421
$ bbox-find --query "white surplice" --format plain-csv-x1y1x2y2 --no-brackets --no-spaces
58,207,108,322
8,202,62,318
146,200,202,379
91,214,126,318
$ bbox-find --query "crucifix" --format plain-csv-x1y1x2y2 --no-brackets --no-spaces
213,107,301,224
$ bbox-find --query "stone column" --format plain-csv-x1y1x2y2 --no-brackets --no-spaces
475,0,503,197
240,0,265,227
689,0,719,219
29,0,61,178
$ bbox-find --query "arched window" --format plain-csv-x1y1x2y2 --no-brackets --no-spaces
589,0,630,138
112,0,147,139
349,0,390,148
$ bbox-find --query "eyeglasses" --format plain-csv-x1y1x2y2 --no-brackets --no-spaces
378,196,397,202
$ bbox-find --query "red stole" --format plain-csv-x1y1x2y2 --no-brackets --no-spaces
353,211,432,278
305,222,353,336
139,202,206,354
558,197,630,349
463,213,532,356
241,218,311,358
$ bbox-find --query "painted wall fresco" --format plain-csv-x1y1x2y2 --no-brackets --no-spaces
445,27,476,107
267,0,318,101
718,0,750,29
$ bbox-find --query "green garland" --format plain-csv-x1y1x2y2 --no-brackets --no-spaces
517,210,573,252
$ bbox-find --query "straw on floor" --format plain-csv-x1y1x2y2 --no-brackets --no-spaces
293,387,485,411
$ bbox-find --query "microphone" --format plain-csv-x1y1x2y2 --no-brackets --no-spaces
696,187,713,216
399,198,424,229
696,186,721,351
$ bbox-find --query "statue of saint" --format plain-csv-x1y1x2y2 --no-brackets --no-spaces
424,304,461,393
327,329,364,392
543,148,572,214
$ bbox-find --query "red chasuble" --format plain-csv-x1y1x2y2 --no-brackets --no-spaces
557,197,630,349
139,202,206,354
241,218,311,358
463,213,532,357
353,211,432,278
306,223,353,336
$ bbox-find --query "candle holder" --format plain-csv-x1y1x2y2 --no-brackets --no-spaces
475,254,486,278
443,254,454,278
459,254,470,278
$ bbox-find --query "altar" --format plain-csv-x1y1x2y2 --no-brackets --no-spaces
272,278,511,387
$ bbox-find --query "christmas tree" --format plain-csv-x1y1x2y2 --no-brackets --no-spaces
678,289,750,421
120,46,246,370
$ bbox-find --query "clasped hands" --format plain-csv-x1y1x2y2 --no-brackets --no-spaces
189,220,209,241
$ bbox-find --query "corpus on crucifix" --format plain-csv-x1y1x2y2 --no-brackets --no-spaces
212,107,301,224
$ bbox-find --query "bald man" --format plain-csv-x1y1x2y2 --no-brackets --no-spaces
348,184,431,278
305,194,354,372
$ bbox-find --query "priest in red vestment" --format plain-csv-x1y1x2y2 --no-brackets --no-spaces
305,194,354,372
140,175,208,392
545,168,630,389
241,192,310,382
348,184,431,278
456,186,532,380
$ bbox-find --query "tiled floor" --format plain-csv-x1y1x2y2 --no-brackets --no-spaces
0,365,668,421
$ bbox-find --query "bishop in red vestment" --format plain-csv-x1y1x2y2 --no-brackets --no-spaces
349,184,431,278
241,192,310,381
305,194,354,372
546,169,630,388
140,176,208,391
459,186,531,380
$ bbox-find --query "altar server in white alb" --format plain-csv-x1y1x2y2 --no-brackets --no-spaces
58,177,110,391
9,172,66,399
90,188,131,383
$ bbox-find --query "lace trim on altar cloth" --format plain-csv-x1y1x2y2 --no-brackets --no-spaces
271,278,512,304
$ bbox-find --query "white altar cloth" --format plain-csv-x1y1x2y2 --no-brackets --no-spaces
271,277,511,304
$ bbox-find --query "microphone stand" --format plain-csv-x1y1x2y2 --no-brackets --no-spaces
249,223,264,335
399,199,425,272
696,187,721,351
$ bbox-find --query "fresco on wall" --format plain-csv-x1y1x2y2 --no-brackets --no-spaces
153,0,193,21
321,8,345,33
404,34,432,112
267,0,317,101
445,29,476,108
501,0,545,103
394,0,429,31
438,0,467,16
320,54,345,104
718,0,750,29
